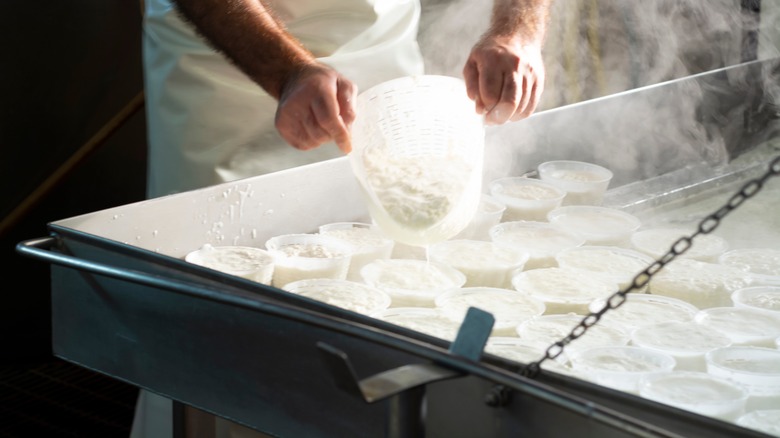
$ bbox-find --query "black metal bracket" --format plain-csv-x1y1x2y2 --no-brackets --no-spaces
317,307,495,438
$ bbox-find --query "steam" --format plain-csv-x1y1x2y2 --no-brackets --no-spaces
417,0,780,186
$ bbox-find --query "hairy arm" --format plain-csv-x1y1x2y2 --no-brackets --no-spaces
172,0,355,152
463,0,552,124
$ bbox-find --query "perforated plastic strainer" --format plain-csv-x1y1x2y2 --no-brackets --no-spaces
349,75,486,246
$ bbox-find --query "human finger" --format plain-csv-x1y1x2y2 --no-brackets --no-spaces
337,77,357,126
463,60,484,114
486,71,522,125
511,72,543,121
311,92,352,154
478,64,505,121
517,73,532,116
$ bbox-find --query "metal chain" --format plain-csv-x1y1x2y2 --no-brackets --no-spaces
516,154,780,379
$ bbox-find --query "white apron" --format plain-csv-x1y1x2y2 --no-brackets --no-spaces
143,0,425,198
133,1,424,436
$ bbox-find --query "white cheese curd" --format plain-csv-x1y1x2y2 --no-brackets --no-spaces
631,227,729,263
588,294,699,333
694,307,780,348
375,307,461,341
488,177,565,221
648,258,752,309
705,346,780,412
516,313,630,356
360,259,466,307
630,321,732,372
490,221,585,270
360,147,480,246
638,371,749,421
719,247,780,286
731,285,780,314
511,267,619,315
485,337,575,375
318,222,395,282
282,278,391,315
428,239,530,288
184,244,274,285
537,160,613,206
547,206,641,247
556,246,654,291
435,287,545,336
265,233,354,288
569,346,676,393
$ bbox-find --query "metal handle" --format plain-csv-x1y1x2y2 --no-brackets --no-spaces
17,236,249,304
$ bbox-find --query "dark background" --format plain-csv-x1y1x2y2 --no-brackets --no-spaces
1,1,147,363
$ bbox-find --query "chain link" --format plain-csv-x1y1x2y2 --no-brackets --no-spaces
517,154,780,378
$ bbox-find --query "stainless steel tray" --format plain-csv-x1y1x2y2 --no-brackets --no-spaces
17,59,780,437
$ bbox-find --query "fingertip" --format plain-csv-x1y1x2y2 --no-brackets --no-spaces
475,97,486,115
338,136,352,154
486,103,512,125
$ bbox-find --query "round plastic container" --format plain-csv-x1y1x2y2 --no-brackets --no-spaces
349,75,485,246
736,409,780,437
555,246,654,291
360,258,467,307
451,194,507,241
630,227,729,263
318,222,395,282
693,307,780,348
588,294,699,334
435,287,545,336
184,244,274,285
731,285,780,315
705,346,780,411
374,307,461,341
265,233,354,288
511,267,619,315
485,337,574,375
282,278,391,316
719,247,780,286
638,371,749,421
488,177,565,222
547,205,641,247
489,221,585,270
516,313,630,356
569,346,676,393
630,321,732,372
648,258,752,309
390,242,428,260
537,160,613,206
428,239,529,288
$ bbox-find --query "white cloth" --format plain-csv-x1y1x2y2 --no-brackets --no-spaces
134,0,424,436
143,0,425,198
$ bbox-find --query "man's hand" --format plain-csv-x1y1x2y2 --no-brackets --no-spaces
275,64,357,154
463,35,545,125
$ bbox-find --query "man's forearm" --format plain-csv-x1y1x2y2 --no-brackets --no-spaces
172,0,316,99
490,0,553,45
